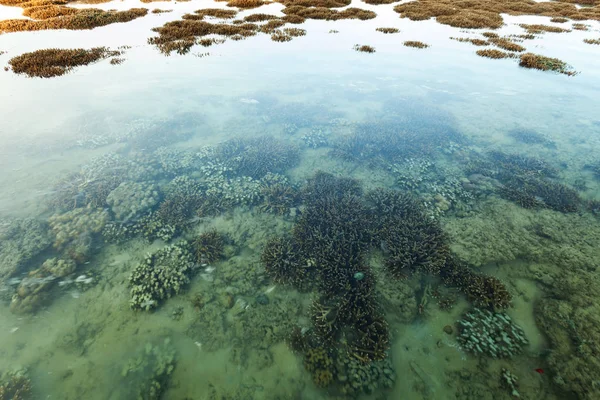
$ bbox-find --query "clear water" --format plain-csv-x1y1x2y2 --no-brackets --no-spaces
1,2,600,399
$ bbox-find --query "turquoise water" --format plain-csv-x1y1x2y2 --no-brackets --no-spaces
1,2,600,399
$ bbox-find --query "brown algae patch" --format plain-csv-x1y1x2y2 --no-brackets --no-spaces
270,27,306,41
148,20,261,54
222,0,268,8
0,7,148,33
281,6,376,20
188,8,238,19
8,47,121,78
550,16,569,22
279,0,351,6
362,0,400,4
148,5,375,54
151,8,172,14
376,27,399,33
244,13,279,21
476,48,516,59
394,0,600,29
404,40,429,48
584,38,600,44
519,24,570,34
489,38,526,52
519,53,576,75
259,19,286,33
354,44,375,53
572,22,589,30
451,37,489,46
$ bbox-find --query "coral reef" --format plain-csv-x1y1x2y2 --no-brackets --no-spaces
335,350,395,396
106,181,160,222
368,188,449,277
0,217,51,281
261,236,312,289
9,256,80,313
441,256,512,309
48,207,109,263
258,173,299,215
191,229,224,264
0,369,31,400
508,128,555,147
8,47,121,78
129,242,195,310
48,153,126,211
301,127,329,148
331,119,462,165
457,308,528,358
119,338,176,400
535,284,600,400
304,347,335,387
39,257,76,278
217,136,300,178
10,268,56,314
466,151,581,213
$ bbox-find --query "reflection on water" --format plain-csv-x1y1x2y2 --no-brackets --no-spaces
1,3,600,400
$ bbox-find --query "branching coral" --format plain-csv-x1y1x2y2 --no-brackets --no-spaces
191,229,224,264
217,136,300,178
258,176,299,215
441,256,512,309
368,188,449,277
261,236,313,290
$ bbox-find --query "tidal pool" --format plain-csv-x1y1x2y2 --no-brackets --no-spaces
1,1,600,399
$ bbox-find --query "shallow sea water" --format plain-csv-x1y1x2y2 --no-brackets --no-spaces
1,1,600,399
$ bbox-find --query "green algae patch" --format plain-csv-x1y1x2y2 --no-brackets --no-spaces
519,53,576,75
8,47,122,78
